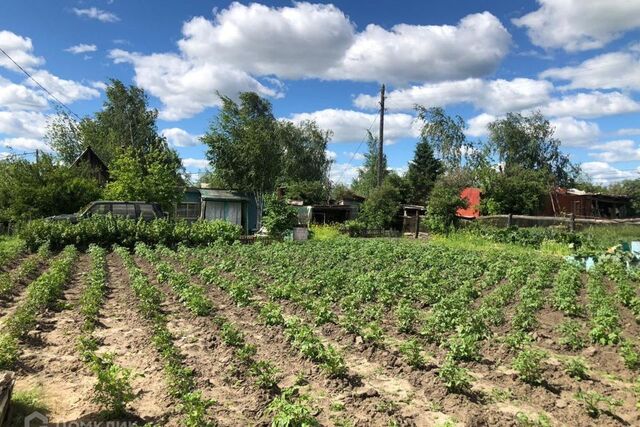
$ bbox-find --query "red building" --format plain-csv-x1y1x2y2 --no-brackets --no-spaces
457,187,481,219
542,188,630,219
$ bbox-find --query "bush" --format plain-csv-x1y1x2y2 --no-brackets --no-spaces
19,216,242,251
263,195,298,238
426,178,467,233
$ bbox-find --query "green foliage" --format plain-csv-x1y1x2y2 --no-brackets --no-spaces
512,348,546,385
19,216,242,251
438,358,472,393
487,111,579,186
0,154,102,223
267,387,318,427
259,302,285,326
284,181,329,205
515,412,551,427
405,138,443,204
399,339,426,368
480,166,549,215
351,131,388,198
557,320,585,351
221,322,245,347
563,357,589,380
0,333,19,369
608,178,640,216
181,391,215,427
103,146,183,212
415,106,468,170
89,352,137,416
621,340,640,371
309,224,342,241
9,387,48,427
357,176,404,230
263,195,298,238
575,390,622,417
426,177,467,233
250,360,281,390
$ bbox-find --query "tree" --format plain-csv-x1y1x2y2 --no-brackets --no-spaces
487,111,579,187
426,175,467,233
0,154,102,222
284,181,329,205
45,108,85,165
480,166,549,215
358,177,403,229
405,140,442,204
279,120,332,184
416,106,468,170
103,147,183,211
263,194,298,238
609,179,640,216
351,131,388,197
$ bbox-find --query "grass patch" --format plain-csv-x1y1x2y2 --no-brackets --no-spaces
10,387,48,427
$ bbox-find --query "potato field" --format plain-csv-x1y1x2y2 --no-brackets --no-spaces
1,236,640,426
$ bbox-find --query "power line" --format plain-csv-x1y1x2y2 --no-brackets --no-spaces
0,47,81,120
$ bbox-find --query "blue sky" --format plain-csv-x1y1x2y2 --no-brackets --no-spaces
1,0,640,185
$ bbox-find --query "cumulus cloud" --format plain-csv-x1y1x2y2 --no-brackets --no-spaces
618,128,640,136
72,7,119,23
580,161,639,184
289,109,420,144
182,158,209,170
466,113,496,138
0,111,48,138
551,117,601,147
65,44,97,55
330,162,362,184
326,11,511,83
110,49,282,120
325,150,337,161
161,128,201,147
541,51,640,90
26,70,100,104
541,91,640,119
513,0,640,51
0,136,50,151
110,4,512,120
0,30,44,71
355,78,552,114
0,76,48,111
589,140,640,163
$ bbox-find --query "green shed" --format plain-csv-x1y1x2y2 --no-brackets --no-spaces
175,187,257,233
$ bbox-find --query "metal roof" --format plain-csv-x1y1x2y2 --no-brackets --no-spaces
198,189,250,201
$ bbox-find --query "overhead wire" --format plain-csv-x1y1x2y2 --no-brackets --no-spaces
334,111,379,185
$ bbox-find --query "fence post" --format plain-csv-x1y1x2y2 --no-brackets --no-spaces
414,213,420,239
570,213,575,232
507,213,513,227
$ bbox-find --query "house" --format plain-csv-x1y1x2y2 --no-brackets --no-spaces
175,187,258,233
72,146,109,184
543,188,630,219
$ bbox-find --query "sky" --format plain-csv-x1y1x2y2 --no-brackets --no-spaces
1,0,640,185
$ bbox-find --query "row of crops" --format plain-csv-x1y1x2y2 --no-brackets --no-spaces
0,236,639,425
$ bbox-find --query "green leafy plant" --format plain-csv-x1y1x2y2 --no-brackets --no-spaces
575,390,622,417
250,360,281,390
621,340,640,371
399,339,426,369
563,357,589,380
181,391,215,427
0,333,19,369
512,348,546,385
90,353,137,416
438,358,472,393
267,387,318,427
515,412,551,427
557,320,585,351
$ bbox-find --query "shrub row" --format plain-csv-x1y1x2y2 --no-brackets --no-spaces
462,223,581,248
19,216,242,251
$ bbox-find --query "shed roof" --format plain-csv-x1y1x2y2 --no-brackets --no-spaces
72,146,107,169
199,188,250,201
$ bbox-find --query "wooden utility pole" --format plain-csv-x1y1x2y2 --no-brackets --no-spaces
377,84,385,187
35,149,39,163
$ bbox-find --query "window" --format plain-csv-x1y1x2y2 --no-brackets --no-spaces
138,204,158,220
176,202,201,221
111,203,136,219
87,203,110,216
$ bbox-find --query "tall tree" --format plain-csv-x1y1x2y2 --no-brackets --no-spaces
487,111,579,187
0,154,102,222
279,120,332,184
416,106,468,170
405,140,442,204
351,131,388,197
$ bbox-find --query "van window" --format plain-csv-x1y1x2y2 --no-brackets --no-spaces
88,203,110,215
112,203,136,219
138,204,158,220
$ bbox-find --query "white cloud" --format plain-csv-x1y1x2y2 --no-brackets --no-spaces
327,11,511,83
330,162,362,184
289,109,420,144
110,4,512,120
0,111,48,138
0,30,44,71
325,150,337,161
161,128,201,147
345,152,366,161
72,7,119,23
0,76,48,111
580,161,639,184
25,70,101,104
110,49,282,121
466,113,496,138
513,0,640,52
355,78,552,114
589,140,640,163
65,44,97,55
618,128,640,136
0,137,50,151
541,91,640,119
178,3,355,79
540,51,640,90
551,117,601,147
182,158,209,170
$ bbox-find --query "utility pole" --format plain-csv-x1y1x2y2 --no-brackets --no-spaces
35,149,39,163
377,84,385,187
